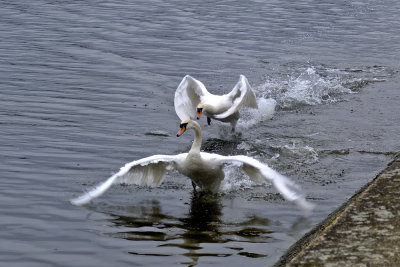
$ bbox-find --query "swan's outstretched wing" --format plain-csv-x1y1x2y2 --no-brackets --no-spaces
174,75,210,120
214,75,258,119
213,154,314,212
70,154,184,206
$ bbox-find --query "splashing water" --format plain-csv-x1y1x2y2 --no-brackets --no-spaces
238,98,277,128
256,64,397,110
215,64,393,135
214,97,276,139
281,142,319,165
282,67,352,107
220,164,255,193
258,66,353,109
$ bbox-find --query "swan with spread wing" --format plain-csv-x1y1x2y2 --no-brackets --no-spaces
70,119,313,212
174,75,258,132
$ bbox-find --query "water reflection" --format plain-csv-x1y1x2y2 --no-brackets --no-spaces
87,191,309,264
180,191,222,241
177,192,224,266
91,193,260,261
105,192,226,265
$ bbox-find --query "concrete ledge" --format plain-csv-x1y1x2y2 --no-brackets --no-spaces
277,153,400,266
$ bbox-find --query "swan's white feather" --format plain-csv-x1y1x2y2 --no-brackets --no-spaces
70,154,183,206
174,75,209,120
71,119,313,213
174,75,258,128
214,75,258,119
203,153,314,212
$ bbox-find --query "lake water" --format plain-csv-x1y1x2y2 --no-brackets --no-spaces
1,1,399,266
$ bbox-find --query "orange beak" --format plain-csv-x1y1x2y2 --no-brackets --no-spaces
177,127,186,137
196,110,202,120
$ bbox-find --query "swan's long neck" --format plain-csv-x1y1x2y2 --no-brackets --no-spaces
189,121,202,154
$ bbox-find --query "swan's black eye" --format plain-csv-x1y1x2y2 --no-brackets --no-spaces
180,122,188,129
197,107,203,112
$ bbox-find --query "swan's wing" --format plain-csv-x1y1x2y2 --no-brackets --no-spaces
214,75,258,119
213,154,314,212
70,154,183,206
174,75,209,120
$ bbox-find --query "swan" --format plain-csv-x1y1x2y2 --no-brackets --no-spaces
70,119,313,212
174,75,258,132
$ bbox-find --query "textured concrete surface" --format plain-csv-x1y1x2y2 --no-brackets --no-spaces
277,154,400,266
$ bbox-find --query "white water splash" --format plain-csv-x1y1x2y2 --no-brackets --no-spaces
236,141,253,151
220,164,255,193
214,97,276,138
238,97,277,128
281,142,319,165
257,66,354,109
282,67,351,107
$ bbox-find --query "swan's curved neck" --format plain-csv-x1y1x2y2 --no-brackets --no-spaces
189,121,202,154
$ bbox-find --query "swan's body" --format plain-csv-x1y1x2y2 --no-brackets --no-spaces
174,75,258,131
70,120,313,212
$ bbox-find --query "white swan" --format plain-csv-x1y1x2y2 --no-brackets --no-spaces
70,119,313,212
174,75,258,132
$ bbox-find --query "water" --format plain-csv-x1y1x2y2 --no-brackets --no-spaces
1,1,399,266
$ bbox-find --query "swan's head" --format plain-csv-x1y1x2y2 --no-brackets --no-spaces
177,119,190,137
177,119,198,137
196,104,205,120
